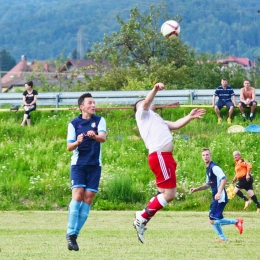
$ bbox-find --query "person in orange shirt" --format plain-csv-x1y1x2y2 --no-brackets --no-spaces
232,151,260,212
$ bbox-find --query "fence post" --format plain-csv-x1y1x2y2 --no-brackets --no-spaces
55,93,59,112
190,91,195,105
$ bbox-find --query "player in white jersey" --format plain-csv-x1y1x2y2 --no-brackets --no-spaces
133,82,206,243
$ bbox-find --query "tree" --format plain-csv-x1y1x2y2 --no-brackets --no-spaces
0,49,16,77
87,1,196,90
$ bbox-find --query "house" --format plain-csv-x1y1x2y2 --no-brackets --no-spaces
216,56,255,71
60,59,110,78
1,55,56,92
1,56,109,92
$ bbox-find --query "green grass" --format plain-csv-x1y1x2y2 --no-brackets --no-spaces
0,106,260,210
0,211,259,260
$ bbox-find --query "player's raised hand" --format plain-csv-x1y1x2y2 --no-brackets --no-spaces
154,82,164,91
189,108,206,119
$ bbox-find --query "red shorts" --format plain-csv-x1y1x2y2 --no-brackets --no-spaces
148,152,177,189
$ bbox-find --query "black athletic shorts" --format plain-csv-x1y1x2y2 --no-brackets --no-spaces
236,175,253,191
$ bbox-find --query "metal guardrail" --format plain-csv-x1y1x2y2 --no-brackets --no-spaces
0,89,260,108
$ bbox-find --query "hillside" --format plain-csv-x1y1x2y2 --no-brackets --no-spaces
0,0,260,62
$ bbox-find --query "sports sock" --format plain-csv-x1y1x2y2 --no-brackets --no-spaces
236,190,248,201
250,195,260,207
75,202,91,235
242,113,246,118
250,113,253,117
67,199,81,235
212,222,226,240
141,193,167,219
217,218,237,226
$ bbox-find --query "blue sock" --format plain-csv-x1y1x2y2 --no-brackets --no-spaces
75,203,91,235
218,218,237,226
67,199,81,235
212,222,226,240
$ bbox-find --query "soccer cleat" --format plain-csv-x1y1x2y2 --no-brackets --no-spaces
133,211,147,243
235,218,243,234
66,234,79,251
250,116,253,122
243,199,252,210
217,118,222,124
227,118,232,124
219,238,228,242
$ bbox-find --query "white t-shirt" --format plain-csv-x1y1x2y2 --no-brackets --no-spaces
135,106,173,154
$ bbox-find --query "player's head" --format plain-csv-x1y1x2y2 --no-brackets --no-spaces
134,99,145,113
134,99,155,113
233,151,241,161
201,147,212,164
78,93,95,114
78,93,92,107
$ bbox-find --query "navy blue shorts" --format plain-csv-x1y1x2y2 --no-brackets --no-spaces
209,199,227,220
70,165,101,192
216,100,234,110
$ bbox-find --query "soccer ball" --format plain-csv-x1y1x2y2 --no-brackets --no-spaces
161,20,180,39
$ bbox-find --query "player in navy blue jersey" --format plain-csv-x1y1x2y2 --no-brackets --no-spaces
190,148,243,242
65,93,107,251
212,78,236,124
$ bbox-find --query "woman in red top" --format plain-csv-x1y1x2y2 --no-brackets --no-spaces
232,151,260,212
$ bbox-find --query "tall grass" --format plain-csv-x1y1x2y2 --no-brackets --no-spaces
0,106,259,211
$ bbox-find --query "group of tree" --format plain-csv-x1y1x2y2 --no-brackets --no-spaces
84,2,260,91
0,0,259,61
3,1,260,92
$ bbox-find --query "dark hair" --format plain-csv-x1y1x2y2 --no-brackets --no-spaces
78,93,92,107
221,78,227,81
134,98,145,113
25,81,33,88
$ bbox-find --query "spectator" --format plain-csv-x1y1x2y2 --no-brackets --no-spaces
238,80,257,121
21,81,38,126
212,78,236,124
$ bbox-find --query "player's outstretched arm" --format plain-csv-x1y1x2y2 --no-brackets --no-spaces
167,108,206,130
142,82,164,110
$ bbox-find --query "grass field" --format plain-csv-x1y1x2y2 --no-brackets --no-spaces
0,211,259,260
